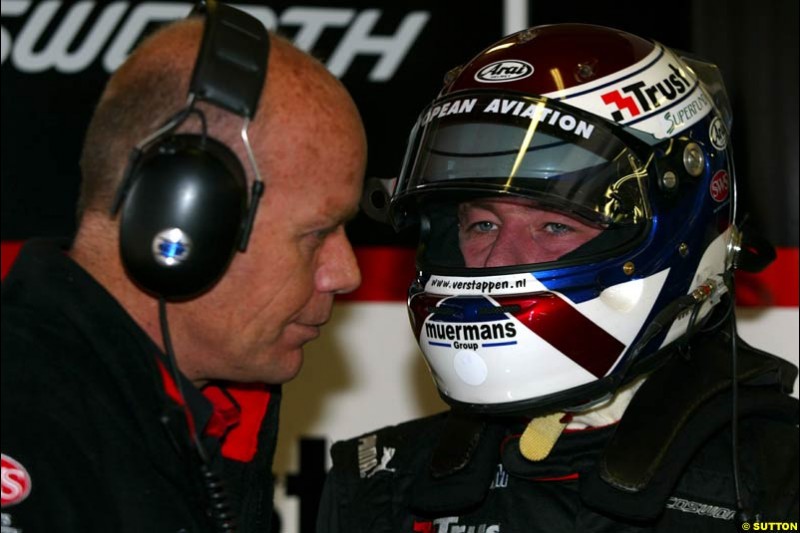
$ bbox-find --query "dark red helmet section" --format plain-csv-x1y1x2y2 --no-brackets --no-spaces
444,24,655,97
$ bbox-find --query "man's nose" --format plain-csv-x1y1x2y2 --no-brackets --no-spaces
315,227,361,294
484,226,527,268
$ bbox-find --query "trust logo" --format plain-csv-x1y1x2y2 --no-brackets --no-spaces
601,90,641,121
413,516,501,533
600,63,692,122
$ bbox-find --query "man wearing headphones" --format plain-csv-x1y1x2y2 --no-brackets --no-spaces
1,3,365,532
317,24,798,532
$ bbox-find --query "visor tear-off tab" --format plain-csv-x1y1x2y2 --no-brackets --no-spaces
519,412,570,461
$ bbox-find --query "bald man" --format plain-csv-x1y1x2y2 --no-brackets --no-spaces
1,5,365,532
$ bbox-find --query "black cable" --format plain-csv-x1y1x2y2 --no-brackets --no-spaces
685,299,703,338
699,292,735,333
727,280,753,525
158,298,237,532
158,298,209,462
621,293,697,370
676,299,704,359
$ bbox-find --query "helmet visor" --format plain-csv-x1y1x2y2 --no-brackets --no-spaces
391,92,652,271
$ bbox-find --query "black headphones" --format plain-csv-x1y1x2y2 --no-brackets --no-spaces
110,0,269,301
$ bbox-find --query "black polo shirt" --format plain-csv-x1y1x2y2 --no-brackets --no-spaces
1,240,280,532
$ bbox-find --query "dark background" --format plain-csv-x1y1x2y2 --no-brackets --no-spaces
1,3,797,531
2,0,797,257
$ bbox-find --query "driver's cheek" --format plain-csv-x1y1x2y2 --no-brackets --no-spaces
527,232,568,263
460,236,490,268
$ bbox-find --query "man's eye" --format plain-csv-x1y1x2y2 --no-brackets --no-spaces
469,221,497,233
311,224,343,243
543,222,572,234
304,229,330,247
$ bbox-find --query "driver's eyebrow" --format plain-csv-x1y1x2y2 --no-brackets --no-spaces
459,200,498,214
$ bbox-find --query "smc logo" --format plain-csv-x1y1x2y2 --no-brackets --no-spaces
475,60,533,83
709,170,729,203
1,454,31,507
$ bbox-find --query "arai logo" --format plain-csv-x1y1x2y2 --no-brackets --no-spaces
475,60,533,83
709,117,728,151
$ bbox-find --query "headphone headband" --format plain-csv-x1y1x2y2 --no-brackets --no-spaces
190,0,269,118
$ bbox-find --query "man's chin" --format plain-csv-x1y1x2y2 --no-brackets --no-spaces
272,347,306,384
217,347,305,385
254,346,305,385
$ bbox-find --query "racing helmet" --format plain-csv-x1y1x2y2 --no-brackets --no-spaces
390,24,739,415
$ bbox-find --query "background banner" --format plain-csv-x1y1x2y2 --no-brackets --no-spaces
2,1,797,531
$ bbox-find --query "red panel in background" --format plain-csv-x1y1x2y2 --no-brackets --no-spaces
2,241,798,306
736,247,799,307
1,241,23,280
338,246,417,302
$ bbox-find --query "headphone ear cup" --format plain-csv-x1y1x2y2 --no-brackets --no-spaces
119,134,248,300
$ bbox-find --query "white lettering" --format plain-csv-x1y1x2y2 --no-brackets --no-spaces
574,121,594,139
1,2,428,80
483,98,500,113
444,101,461,115
433,517,460,533
479,99,593,139
422,98,477,125
489,463,509,489
326,9,429,81
279,7,353,52
11,1,126,73
500,99,517,114
357,435,378,478
428,516,501,533
519,103,540,119
0,468,24,501
459,98,476,113
558,114,576,131
103,2,190,72
0,0,30,64
666,496,736,520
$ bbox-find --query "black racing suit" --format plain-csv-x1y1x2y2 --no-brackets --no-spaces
318,325,798,532
1,240,281,532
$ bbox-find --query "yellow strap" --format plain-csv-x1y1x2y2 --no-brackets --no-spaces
519,412,568,461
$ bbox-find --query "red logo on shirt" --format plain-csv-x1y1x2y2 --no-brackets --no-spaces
1,454,32,507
